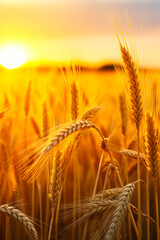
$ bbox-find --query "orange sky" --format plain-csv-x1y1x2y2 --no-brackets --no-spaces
0,0,160,67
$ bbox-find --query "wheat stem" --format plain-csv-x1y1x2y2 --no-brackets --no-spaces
137,127,142,240
146,170,150,240
47,207,55,240
82,151,105,240
55,189,62,240
154,180,160,240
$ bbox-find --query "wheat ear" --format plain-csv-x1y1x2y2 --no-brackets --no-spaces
48,150,62,208
62,189,121,229
105,183,135,240
102,143,149,170
146,113,160,240
120,44,143,128
71,80,79,120
0,204,38,240
120,42,143,239
146,113,159,179
41,120,103,155
24,120,104,182
82,106,101,120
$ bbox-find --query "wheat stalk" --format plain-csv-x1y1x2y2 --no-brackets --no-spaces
0,204,38,240
24,80,32,117
70,79,79,240
43,101,49,138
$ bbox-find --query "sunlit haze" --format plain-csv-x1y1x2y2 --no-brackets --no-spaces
0,44,27,69
0,0,159,68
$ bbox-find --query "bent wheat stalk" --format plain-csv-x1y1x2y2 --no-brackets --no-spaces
0,204,38,240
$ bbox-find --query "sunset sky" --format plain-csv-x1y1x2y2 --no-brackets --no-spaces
0,0,160,67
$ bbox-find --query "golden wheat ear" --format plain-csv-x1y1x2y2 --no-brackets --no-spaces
103,183,135,240
120,43,143,129
82,106,102,120
145,113,160,240
71,80,79,121
145,113,159,179
119,40,143,239
23,120,104,182
0,204,38,240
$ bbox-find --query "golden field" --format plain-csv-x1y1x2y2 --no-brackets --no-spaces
0,50,160,240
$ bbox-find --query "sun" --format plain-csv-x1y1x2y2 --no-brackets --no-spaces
0,44,27,69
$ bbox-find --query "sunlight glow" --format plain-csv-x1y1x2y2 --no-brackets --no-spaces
0,45,27,69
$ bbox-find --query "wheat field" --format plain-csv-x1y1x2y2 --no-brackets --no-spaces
0,40,160,240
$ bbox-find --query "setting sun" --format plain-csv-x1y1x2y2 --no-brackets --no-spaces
0,45,27,69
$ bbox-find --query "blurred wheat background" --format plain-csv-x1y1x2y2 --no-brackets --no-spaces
0,0,160,240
